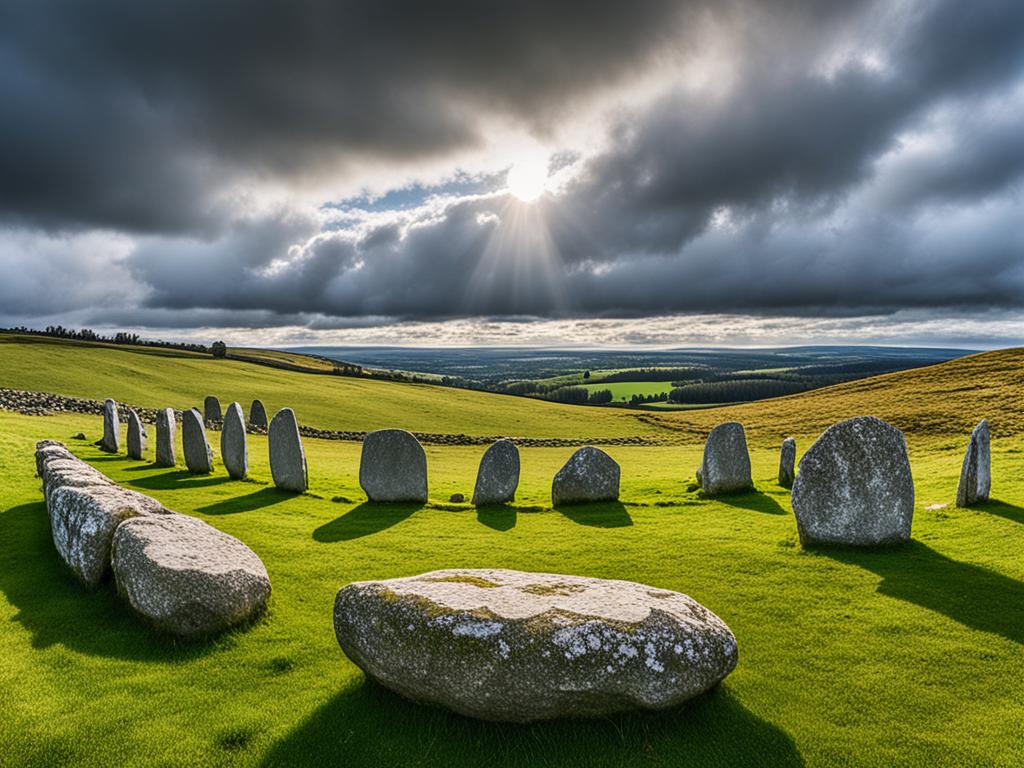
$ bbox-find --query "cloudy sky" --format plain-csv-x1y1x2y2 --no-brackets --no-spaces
1,1,1023,347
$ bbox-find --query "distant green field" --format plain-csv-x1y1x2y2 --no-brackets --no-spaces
581,380,677,400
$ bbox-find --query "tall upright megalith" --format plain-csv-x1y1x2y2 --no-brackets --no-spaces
204,395,222,424
221,402,248,480
473,439,520,506
100,398,120,453
126,409,146,460
956,419,990,507
699,422,752,495
778,437,797,488
359,429,427,503
269,408,308,492
249,399,268,428
182,408,214,474
155,408,177,468
551,446,620,506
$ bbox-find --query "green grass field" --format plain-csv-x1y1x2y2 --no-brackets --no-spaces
581,380,677,400
1,338,1022,767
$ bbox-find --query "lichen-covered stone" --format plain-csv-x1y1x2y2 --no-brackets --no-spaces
203,395,222,423
473,439,519,506
551,446,619,506
36,440,74,477
334,569,738,722
155,408,176,468
699,423,752,495
182,407,213,474
791,416,914,546
359,429,427,502
956,419,990,507
127,409,146,460
249,399,268,428
100,398,120,453
778,437,797,488
269,407,307,492
221,402,248,480
112,514,270,637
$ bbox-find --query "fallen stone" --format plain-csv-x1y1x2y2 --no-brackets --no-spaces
791,416,914,547
155,407,177,468
249,399,268,428
127,409,146,460
551,446,619,506
956,419,990,507
182,408,214,474
334,568,738,722
203,395,222,423
699,423,752,495
269,407,308,492
221,402,248,480
112,514,271,637
100,398,120,453
473,439,520,506
359,429,427,502
778,437,797,488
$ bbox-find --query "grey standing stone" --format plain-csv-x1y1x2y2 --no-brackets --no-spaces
203,395,222,423
334,569,738,722
551,446,619,506
359,429,427,502
249,399,268,428
182,408,214,474
791,416,914,547
100,398,120,453
155,408,177,468
956,419,991,507
699,422,752,495
473,439,520,506
269,407,308,492
221,402,248,480
778,437,797,488
127,409,146,460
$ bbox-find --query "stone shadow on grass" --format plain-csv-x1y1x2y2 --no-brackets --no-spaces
476,504,517,531
823,540,1024,645
195,487,292,516
128,471,233,491
313,502,423,542
558,501,632,528
0,502,219,662
979,498,1024,525
260,681,804,768
714,490,788,516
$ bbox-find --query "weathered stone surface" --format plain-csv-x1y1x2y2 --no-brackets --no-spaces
956,419,991,507
551,447,619,506
269,408,308,492
334,569,738,722
359,429,427,502
182,408,214,474
699,423,752,495
249,399,268,428
127,409,146,460
221,402,248,480
203,395,222,423
155,408,177,467
778,437,797,488
36,439,74,477
472,439,520,506
40,456,112,502
112,514,271,637
100,398,120,453
792,416,914,547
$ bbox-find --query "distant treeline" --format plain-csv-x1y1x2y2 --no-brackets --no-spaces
3,325,208,353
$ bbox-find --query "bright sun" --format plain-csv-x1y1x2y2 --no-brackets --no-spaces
506,157,549,202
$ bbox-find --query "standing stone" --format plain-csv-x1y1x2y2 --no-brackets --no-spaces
204,395,222,424
473,439,520,506
699,422,752,495
956,419,991,507
100,398,120,453
221,402,248,480
359,429,427,502
249,399,268,428
791,416,914,547
551,446,620,506
182,408,214,474
126,409,146,460
155,408,177,468
269,408,308,492
778,437,797,488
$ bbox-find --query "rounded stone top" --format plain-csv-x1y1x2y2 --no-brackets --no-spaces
115,514,268,577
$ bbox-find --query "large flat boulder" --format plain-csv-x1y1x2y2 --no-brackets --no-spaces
791,416,914,546
699,423,752,495
112,514,271,637
269,407,308,492
956,419,990,507
472,439,519,506
334,569,738,722
359,429,427,502
551,446,619,506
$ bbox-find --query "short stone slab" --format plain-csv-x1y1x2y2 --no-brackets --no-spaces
203,395,222,423
269,408,308,492
791,416,914,547
155,408,177,468
182,408,214,474
249,399,268,428
956,419,990,507
127,409,146,460
699,422,752,495
221,402,248,480
359,429,427,502
551,446,619,506
334,569,738,722
100,398,120,453
778,437,797,488
112,514,271,637
473,439,520,506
